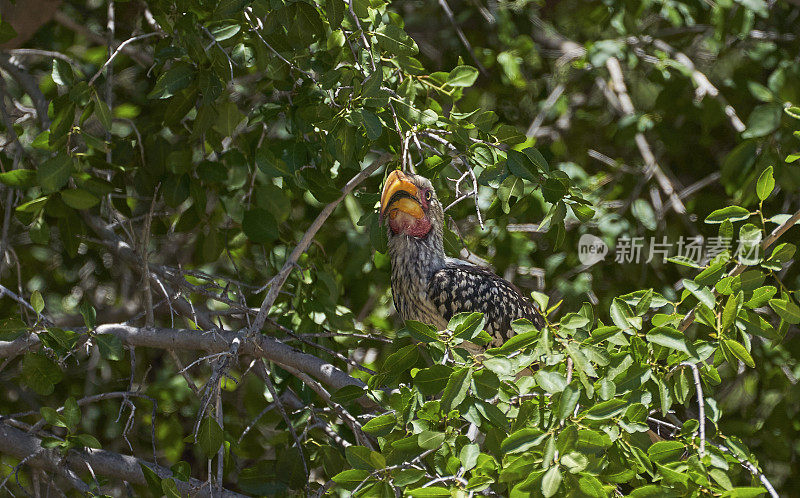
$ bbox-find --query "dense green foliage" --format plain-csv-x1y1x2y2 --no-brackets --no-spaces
0,0,799,496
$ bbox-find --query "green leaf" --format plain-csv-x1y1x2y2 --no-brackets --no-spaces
214,0,253,17
96,333,123,361
209,21,241,41
170,461,191,481
345,445,382,470
501,428,546,454
756,166,774,201
440,367,471,412
79,301,97,329
161,478,181,498
0,21,18,44
472,368,500,399
61,188,100,210
374,24,418,56
610,298,634,331
93,95,113,130
31,290,44,315
406,487,451,497
404,320,438,343
450,312,485,341
38,153,73,194
647,441,685,463
721,487,769,498
331,469,370,488
566,343,597,377
0,169,36,188
557,384,580,421
705,206,750,224
541,466,562,497
417,430,445,450
242,208,278,243
447,65,479,87
330,384,365,404
140,463,164,496
413,365,452,396
458,443,480,471
723,340,755,368
62,397,81,431
646,326,691,354
769,298,800,324
507,149,537,181
362,413,396,436
741,104,782,139
148,62,196,99
683,279,716,311
73,433,101,449
578,475,607,497
22,352,63,395
381,344,419,379
355,108,383,140
535,370,567,394
40,328,78,355
720,292,741,332
325,0,345,28
40,406,64,427
488,323,540,355
197,416,224,458
583,399,627,420
745,286,777,308
0,318,26,340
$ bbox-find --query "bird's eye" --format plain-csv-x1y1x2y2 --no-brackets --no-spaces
424,190,432,201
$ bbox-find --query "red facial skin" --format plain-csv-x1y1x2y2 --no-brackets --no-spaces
387,188,433,238
388,211,432,237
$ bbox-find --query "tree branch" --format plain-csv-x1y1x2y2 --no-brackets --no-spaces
605,56,686,215
0,422,246,498
0,324,368,400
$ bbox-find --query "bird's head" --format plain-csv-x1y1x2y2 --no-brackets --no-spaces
380,170,443,238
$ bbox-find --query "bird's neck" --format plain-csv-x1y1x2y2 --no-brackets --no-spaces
387,228,446,281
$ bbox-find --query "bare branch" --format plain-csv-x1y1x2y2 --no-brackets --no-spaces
0,324,370,404
605,56,686,215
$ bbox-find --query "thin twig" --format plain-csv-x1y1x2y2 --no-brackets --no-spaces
527,84,564,137
437,0,488,77
280,363,374,451
88,32,163,86
141,185,159,328
709,442,779,498
249,153,392,336
5,49,79,66
254,361,309,482
679,362,705,456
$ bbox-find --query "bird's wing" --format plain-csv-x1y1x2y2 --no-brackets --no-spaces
427,262,544,345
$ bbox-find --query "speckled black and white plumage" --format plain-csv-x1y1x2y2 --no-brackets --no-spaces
384,173,544,348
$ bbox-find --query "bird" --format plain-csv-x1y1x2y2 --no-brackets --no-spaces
379,169,544,348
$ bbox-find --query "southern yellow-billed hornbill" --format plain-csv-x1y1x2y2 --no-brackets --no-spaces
380,170,544,347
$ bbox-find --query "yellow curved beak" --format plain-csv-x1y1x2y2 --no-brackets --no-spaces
380,170,423,222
